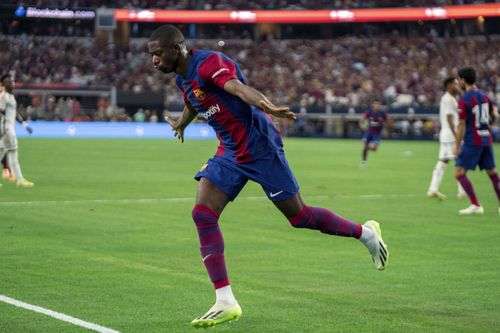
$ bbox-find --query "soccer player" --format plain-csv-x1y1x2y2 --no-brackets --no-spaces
148,25,389,328
359,100,388,164
454,67,499,215
0,74,34,188
427,77,466,200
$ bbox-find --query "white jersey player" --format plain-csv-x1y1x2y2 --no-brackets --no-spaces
427,77,465,199
0,74,34,188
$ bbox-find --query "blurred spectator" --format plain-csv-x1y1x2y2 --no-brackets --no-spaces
133,108,146,122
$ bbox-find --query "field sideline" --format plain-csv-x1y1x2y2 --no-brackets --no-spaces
1,138,499,333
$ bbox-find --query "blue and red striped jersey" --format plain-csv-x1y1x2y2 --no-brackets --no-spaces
458,88,495,147
363,109,387,136
176,49,283,163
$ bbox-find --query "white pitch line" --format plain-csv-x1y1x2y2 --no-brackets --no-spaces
0,193,417,207
0,294,121,333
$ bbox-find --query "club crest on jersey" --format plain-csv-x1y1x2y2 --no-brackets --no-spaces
193,88,206,101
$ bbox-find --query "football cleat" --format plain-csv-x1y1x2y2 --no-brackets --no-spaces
427,191,446,200
16,179,34,188
191,303,242,329
363,220,389,270
459,205,484,215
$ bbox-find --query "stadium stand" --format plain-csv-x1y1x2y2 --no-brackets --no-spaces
1,35,498,113
2,0,498,9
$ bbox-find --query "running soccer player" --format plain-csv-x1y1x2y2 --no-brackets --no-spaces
454,67,499,215
359,100,388,165
148,25,389,329
0,74,34,188
427,77,466,200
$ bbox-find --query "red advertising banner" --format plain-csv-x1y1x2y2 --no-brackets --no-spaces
115,4,500,23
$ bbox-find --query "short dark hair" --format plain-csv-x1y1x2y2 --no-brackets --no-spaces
443,76,456,90
458,67,476,85
149,25,185,47
0,74,10,84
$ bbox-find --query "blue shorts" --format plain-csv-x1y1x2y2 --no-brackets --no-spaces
363,133,381,145
455,144,496,171
195,150,299,202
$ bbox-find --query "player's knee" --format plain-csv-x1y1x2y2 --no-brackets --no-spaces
287,205,311,229
486,169,497,176
369,144,378,151
454,168,465,178
192,204,220,226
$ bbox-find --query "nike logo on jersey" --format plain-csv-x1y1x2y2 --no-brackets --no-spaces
200,104,220,120
269,190,284,198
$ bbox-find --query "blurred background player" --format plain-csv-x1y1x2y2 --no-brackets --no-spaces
1,116,33,182
427,77,466,200
0,74,34,188
454,67,499,215
359,100,388,165
150,25,389,329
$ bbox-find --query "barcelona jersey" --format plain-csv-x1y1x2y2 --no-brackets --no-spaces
458,88,495,147
175,49,283,164
363,109,387,136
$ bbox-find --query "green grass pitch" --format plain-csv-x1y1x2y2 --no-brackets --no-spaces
1,138,499,333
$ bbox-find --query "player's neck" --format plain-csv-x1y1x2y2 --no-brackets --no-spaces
175,51,191,77
465,84,477,91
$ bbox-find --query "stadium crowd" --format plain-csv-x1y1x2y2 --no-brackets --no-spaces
3,0,497,9
1,34,498,114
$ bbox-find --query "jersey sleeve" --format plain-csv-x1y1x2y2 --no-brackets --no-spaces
198,53,238,89
458,97,467,120
443,96,455,116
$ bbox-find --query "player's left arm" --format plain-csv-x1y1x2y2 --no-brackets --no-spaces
198,53,295,119
15,112,33,135
454,98,467,156
488,97,498,125
223,79,296,120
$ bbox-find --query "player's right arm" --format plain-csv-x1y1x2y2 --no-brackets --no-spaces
359,111,368,131
164,101,197,143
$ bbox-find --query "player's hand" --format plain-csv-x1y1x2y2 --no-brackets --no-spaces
259,100,296,120
454,145,461,157
164,115,185,143
26,126,33,135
